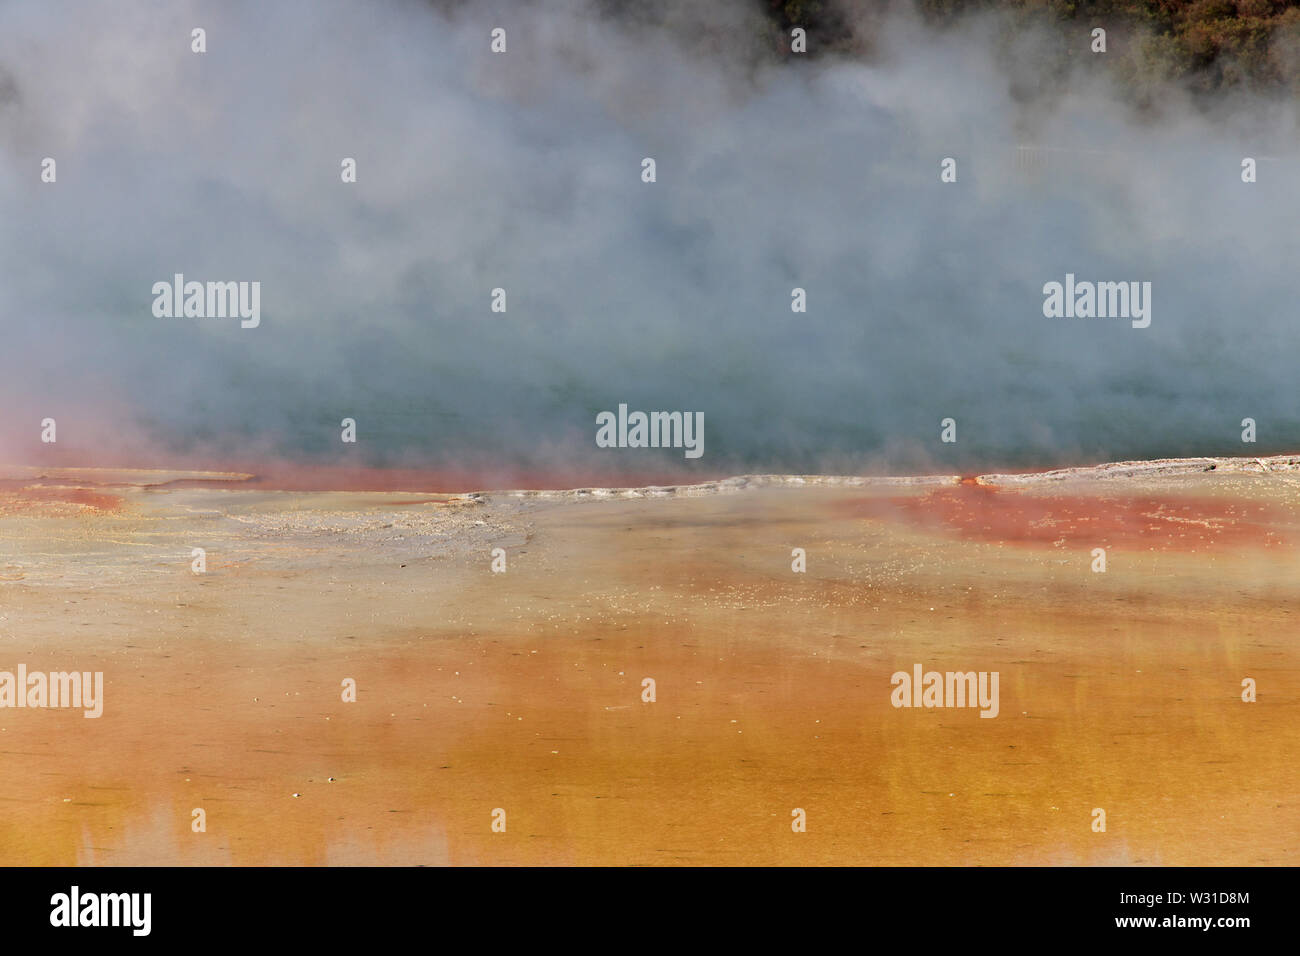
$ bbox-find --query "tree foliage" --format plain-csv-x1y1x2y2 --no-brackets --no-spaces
759,0,1300,91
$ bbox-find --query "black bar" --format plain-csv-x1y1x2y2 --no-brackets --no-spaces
0,866,1282,944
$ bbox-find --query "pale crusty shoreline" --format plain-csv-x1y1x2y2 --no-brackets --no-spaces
477,452,1300,500
5,451,1300,502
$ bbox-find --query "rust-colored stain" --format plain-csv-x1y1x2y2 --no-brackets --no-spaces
837,483,1285,550
0,485,124,515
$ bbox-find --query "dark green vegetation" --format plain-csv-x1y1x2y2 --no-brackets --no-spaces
763,1,1300,94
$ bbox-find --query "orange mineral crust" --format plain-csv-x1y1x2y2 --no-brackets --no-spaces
0,458,1296,865
0,483,124,517
836,483,1288,551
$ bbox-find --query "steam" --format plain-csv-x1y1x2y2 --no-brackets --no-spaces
1,0,1297,484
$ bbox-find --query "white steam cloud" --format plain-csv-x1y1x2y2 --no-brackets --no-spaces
1,0,1297,481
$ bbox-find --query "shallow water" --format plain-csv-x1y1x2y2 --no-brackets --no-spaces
0,461,1296,864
